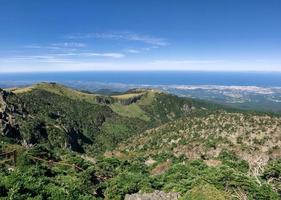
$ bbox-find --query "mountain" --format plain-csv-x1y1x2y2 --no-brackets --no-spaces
0,83,280,200
3,80,281,113
0,82,201,154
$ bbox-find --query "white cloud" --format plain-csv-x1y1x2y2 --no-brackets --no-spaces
66,32,169,46
56,52,125,58
24,42,86,51
1,53,280,73
151,59,225,65
0,51,125,66
1,59,280,73
83,52,124,58
23,41,124,58
125,49,140,54
51,42,86,48
24,44,69,50
2,55,72,63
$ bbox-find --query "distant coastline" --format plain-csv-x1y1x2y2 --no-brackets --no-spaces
1,71,281,87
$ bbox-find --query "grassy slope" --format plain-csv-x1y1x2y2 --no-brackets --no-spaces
3,83,202,154
8,82,99,103
110,103,150,121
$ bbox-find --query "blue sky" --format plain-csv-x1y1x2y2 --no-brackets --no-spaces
0,0,280,72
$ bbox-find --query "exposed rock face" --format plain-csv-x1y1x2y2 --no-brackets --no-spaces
95,96,114,104
124,191,180,200
182,103,194,112
117,94,143,105
95,94,143,105
0,89,22,140
63,127,93,153
0,88,7,112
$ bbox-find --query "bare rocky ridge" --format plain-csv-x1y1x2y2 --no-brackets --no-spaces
124,190,180,200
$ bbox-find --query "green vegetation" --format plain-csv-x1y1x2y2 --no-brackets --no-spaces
9,82,99,103
2,83,196,154
180,183,231,200
110,103,150,121
1,83,281,199
1,144,279,199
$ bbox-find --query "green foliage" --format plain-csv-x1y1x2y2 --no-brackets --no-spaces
1,83,281,199
5,83,200,155
0,149,97,199
1,143,280,199
262,158,281,196
218,150,249,173
110,103,150,121
180,183,231,200
7,88,147,154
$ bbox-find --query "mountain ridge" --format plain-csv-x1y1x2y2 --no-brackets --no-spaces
1,83,281,199
0,82,198,154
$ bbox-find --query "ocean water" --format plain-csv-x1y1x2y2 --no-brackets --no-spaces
1,71,281,87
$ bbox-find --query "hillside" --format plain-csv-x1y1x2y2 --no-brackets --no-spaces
1,83,281,200
1,82,201,154
109,110,281,199
117,111,281,166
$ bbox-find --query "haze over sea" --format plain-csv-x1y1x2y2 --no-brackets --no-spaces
1,71,281,87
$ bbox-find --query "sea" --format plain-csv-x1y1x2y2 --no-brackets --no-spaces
1,71,281,87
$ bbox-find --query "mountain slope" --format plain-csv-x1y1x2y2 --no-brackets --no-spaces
1,83,280,199
113,110,281,199
117,110,281,167
1,83,202,154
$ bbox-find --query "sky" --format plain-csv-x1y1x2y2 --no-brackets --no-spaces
0,0,280,72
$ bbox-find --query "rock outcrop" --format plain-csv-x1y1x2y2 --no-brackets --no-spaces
95,96,114,104
182,103,194,112
0,89,22,140
124,190,180,200
116,94,144,105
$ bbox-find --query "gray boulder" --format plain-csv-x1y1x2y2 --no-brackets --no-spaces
124,190,180,200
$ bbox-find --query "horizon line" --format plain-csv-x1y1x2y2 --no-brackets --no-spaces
1,69,281,74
